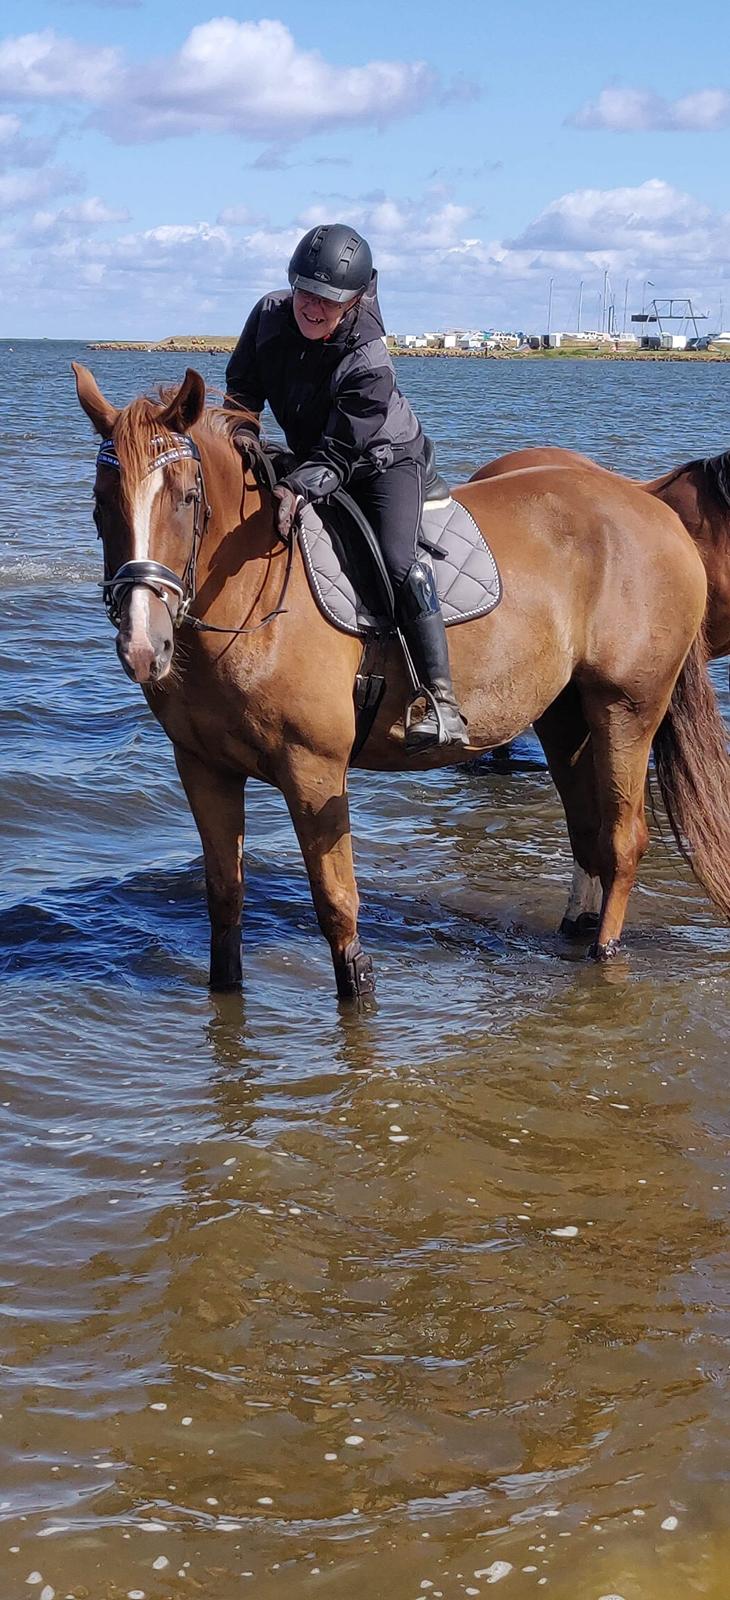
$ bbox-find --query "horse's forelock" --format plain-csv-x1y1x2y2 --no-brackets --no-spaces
111,394,186,510
107,390,254,513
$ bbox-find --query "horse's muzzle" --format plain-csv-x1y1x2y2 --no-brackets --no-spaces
117,631,173,684
116,587,174,683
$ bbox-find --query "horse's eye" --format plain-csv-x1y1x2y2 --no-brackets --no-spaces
183,489,198,507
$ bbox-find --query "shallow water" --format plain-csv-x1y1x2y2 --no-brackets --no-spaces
1,343,729,1598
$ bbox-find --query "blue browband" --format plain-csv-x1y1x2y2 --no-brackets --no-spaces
96,434,201,473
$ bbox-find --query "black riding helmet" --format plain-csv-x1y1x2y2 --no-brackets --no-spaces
288,224,373,304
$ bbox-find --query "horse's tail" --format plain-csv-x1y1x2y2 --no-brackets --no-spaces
652,632,730,916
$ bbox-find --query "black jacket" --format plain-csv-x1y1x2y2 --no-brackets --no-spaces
225,274,423,497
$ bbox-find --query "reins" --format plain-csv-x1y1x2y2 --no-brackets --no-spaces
97,429,296,638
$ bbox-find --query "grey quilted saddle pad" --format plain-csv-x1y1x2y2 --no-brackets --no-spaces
298,492,502,637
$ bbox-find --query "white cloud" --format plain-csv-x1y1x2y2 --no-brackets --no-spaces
217,203,267,227
0,29,121,102
107,18,436,142
0,110,53,167
0,20,437,142
4,177,730,337
24,195,129,242
0,163,79,210
672,89,730,129
510,179,713,254
66,196,129,224
570,84,730,131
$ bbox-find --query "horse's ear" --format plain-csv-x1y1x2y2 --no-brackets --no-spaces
72,361,119,437
157,368,206,434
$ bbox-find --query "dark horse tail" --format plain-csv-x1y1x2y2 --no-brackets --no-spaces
652,632,730,916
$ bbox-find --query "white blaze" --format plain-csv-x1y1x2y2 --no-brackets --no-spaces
131,472,163,561
126,472,163,641
127,584,152,637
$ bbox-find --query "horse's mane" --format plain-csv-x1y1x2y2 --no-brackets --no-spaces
703,451,730,510
203,401,259,438
652,450,730,512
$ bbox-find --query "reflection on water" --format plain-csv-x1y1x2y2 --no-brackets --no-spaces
0,345,728,1597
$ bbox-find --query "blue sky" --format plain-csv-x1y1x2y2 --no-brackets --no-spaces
1,0,729,336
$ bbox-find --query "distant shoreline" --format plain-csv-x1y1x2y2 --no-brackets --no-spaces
87,335,730,362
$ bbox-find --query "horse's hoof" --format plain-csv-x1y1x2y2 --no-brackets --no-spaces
588,937,622,961
336,937,376,1001
560,912,600,941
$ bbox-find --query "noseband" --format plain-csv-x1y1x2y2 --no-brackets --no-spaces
96,434,211,628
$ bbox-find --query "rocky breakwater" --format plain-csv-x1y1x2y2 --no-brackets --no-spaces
88,334,239,353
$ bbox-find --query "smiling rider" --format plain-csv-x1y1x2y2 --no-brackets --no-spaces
224,223,468,750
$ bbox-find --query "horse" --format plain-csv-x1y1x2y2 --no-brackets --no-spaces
470,445,730,933
72,362,730,997
471,446,730,660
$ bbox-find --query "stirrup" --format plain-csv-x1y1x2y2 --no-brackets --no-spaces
404,687,468,750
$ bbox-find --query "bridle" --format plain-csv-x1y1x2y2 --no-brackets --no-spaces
96,433,211,629
95,430,295,637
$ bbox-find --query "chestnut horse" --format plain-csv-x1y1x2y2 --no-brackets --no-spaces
471,446,730,659
73,363,730,996
472,445,730,933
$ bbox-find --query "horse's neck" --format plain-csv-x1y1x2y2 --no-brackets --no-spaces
197,427,277,553
647,465,709,542
187,427,293,640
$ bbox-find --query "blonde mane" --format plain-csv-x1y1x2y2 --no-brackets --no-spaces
203,400,260,438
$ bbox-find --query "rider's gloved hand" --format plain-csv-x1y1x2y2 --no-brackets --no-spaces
272,484,303,540
231,423,265,470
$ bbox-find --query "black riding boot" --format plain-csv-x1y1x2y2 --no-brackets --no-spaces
396,561,469,750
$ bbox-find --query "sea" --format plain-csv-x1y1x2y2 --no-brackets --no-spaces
0,340,729,1599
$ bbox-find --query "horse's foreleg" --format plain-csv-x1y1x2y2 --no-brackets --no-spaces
281,753,374,1000
580,696,653,958
174,746,245,989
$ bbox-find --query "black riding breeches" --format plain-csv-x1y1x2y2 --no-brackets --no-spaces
349,458,425,589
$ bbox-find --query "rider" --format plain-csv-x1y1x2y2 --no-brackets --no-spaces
224,223,468,750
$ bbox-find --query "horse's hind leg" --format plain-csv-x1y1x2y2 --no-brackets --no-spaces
579,692,654,958
174,746,245,990
534,685,603,937
281,751,375,1000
